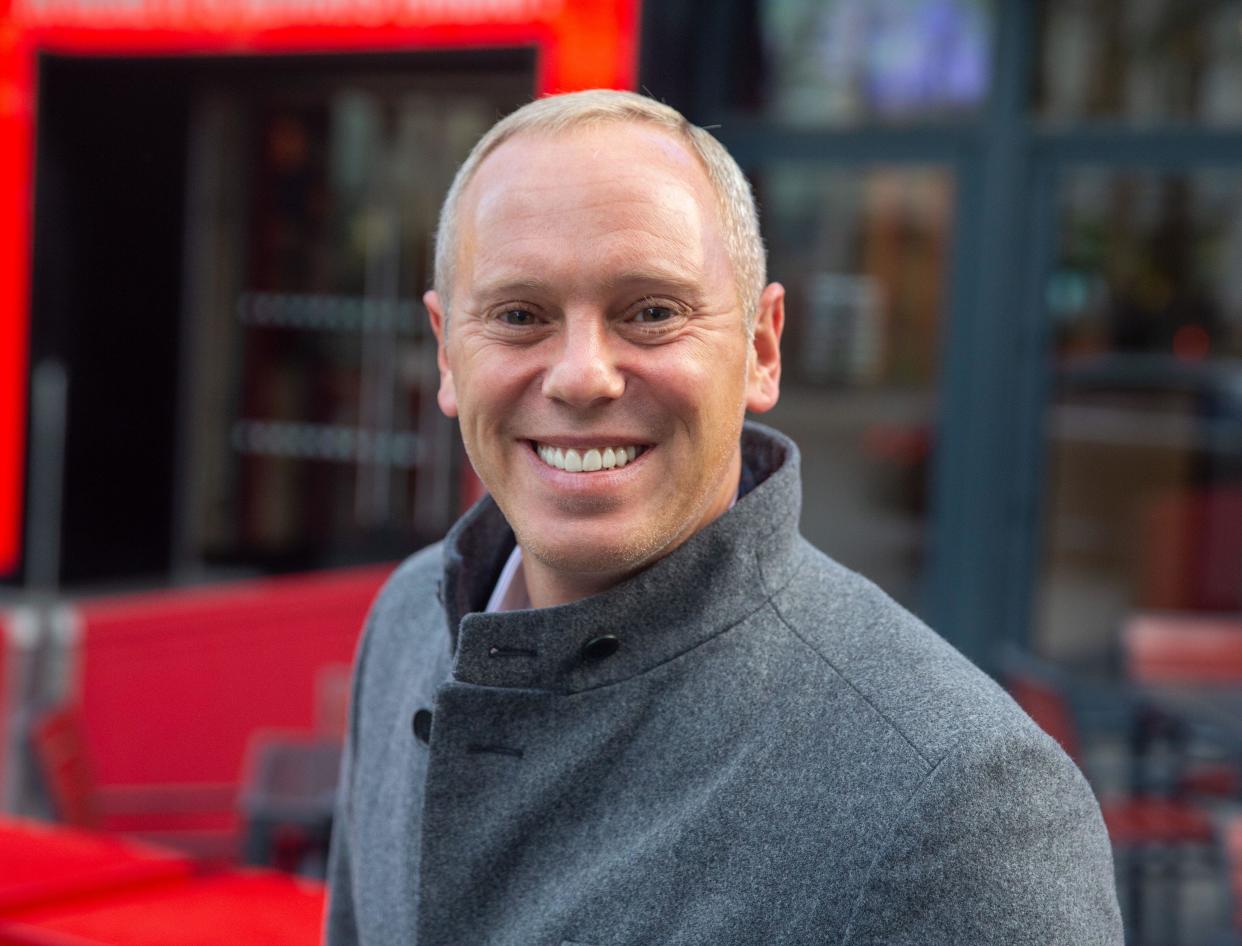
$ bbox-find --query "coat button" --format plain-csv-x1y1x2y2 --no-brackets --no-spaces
580,634,620,662
412,708,433,744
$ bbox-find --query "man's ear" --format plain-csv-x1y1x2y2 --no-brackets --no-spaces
745,282,784,414
424,289,458,418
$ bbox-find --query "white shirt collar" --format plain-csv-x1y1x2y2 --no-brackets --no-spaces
484,544,530,613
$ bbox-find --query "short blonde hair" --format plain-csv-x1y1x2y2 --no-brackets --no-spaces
433,89,765,331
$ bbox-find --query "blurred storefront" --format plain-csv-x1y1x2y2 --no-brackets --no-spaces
0,0,641,884
0,0,638,589
643,0,1242,682
30,54,534,585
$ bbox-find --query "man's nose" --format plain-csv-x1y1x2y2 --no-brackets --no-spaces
541,316,625,407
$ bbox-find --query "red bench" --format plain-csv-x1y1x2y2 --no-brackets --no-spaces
37,564,390,860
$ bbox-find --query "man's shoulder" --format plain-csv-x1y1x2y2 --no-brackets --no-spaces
774,541,1048,768
356,542,447,665
373,541,444,613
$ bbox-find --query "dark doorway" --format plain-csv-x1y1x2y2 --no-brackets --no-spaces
31,55,190,586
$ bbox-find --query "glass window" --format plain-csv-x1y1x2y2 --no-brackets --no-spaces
757,165,954,610
760,0,994,125
1036,0,1242,125
180,65,533,573
1037,169,1242,667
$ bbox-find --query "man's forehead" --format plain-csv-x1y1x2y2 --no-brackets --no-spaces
454,122,723,293
464,122,714,214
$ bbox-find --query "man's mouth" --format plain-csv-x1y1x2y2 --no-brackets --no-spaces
532,441,647,473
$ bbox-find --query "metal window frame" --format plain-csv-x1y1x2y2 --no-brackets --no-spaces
1004,131,1242,667
653,0,1242,669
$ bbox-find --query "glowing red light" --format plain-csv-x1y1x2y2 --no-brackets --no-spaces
1173,324,1211,361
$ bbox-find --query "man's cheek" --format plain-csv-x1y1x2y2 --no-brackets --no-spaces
455,414,490,472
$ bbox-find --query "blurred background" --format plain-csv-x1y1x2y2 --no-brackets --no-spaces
0,0,1241,943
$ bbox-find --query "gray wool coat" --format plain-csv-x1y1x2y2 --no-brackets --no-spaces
325,423,1123,946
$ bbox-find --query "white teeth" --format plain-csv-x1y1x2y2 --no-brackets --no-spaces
535,442,642,473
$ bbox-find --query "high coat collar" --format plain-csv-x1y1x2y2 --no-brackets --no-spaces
440,421,803,693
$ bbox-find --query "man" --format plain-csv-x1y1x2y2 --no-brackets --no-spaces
326,90,1122,945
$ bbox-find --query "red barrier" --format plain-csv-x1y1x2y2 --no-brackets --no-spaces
0,870,325,946
61,564,390,856
0,817,192,917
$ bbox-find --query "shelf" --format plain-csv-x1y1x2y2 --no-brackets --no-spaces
231,420,420,468
236,293,421,335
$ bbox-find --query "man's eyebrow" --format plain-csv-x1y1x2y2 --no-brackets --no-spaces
471,277,553,300
600,270,703,294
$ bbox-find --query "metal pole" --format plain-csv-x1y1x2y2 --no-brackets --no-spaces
26,359,68,592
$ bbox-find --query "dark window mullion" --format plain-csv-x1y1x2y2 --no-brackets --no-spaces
1033,127,1242,168
718,123,977,168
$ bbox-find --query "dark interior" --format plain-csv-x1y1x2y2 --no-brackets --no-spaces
28,48,535,587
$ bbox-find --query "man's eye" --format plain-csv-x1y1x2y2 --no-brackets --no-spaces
634,306,675,324
499,309,536,326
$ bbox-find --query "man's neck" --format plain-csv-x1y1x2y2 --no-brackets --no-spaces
520,555,634,610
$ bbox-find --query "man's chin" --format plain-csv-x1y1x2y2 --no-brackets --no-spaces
516,528,669,594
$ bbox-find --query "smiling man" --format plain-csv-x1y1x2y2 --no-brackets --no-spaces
325,91,1122,946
